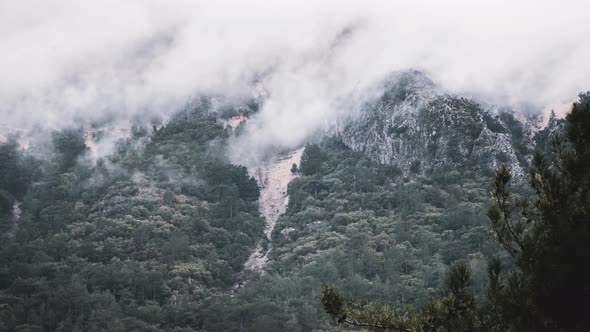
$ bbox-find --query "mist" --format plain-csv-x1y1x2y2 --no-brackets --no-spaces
1,0,589,163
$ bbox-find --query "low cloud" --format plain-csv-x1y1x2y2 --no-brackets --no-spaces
1,0,589,162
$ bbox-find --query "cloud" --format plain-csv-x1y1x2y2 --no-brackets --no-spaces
1,0,589,162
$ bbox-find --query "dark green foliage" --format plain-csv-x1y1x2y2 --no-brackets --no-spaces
299,143,325,175
499,112,531,166
210,136,499,331
320,285,345,320
0,104,264,331
3,90,589,331
321,262,478,332
0,190,13,214
489,92,590,331
218,98,259,120
51,128,88,171
204,162,259,203
483,113,506,134
409,160,421,174
321,92,590,332
534,113,564,157
0,139,36,200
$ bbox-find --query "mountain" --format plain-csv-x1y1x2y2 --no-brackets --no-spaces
209,72,546,331
0,72,566,331
0,104,265,331
339,70,534,178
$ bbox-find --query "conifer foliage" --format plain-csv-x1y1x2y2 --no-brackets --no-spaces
322,93,590,331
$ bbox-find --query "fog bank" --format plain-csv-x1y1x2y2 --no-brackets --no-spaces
1,0,589,160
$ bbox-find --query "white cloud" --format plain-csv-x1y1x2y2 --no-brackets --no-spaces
1,0,589,159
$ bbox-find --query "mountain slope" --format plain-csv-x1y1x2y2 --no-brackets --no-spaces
0,102,265,331
339,70,532,178
0,75,558,331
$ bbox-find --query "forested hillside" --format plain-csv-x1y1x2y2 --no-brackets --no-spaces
206,138,509,331
0,102,263,331
322,93,590,332
0,86,587,332
1,1,589,331
197,73,538,331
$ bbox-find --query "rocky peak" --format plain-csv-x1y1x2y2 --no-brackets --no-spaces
338,70,531,178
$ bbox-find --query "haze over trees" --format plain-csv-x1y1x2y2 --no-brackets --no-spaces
0,104,265,331
0,82,588,331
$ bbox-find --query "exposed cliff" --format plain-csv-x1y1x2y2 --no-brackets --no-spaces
338,71,533,178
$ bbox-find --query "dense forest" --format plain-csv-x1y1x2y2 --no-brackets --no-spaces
0,92,588,332
322,93,590,331
0,102,264,331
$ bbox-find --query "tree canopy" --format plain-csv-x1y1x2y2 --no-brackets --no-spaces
322,92,590,332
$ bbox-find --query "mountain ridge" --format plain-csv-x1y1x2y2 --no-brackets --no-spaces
336,70,535,179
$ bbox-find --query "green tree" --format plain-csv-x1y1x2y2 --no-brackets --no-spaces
299,144,324,175
487,92,590,331
0,139,35,200
52,128,87,171
321,92,590,332
321,262,476,332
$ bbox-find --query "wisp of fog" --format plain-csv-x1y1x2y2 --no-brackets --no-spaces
1,0,589,164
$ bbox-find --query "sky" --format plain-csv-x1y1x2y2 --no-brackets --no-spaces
1,0,589,160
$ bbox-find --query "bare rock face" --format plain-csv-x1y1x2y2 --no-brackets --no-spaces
338,70,532,178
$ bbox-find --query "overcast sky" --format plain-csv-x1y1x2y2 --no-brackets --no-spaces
1,0,589,156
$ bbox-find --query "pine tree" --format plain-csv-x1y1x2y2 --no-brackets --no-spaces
299,143,324,175
488,92,590,331
321,92,590,331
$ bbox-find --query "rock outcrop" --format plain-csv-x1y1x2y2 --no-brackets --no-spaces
338,70,533,178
